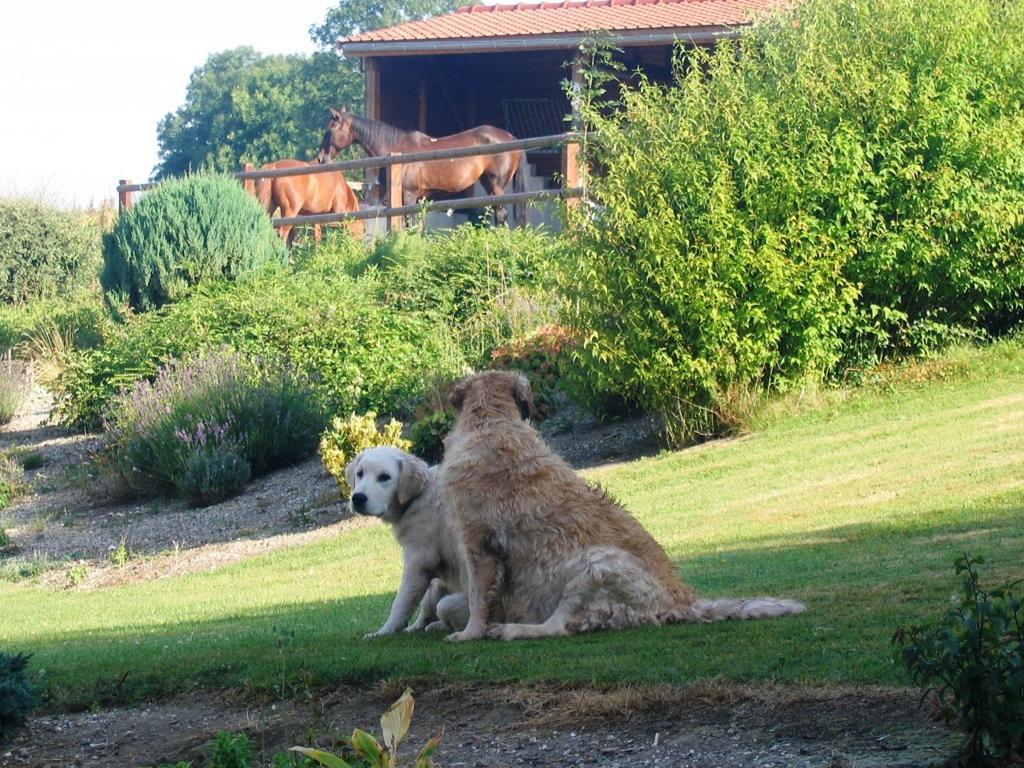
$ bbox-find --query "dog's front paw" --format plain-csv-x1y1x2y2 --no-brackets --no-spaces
485,624,506,641
402,624,423,634
446,628,484,642
364,626,398,639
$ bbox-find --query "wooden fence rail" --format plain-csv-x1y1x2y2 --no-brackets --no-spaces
117,132,586,233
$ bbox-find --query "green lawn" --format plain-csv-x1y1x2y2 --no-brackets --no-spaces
3,341,1023,710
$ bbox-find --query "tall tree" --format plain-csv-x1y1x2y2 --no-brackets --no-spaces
310,0,463,48
154,48,360,179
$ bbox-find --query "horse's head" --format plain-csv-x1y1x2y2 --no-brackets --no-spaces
317,107,356,163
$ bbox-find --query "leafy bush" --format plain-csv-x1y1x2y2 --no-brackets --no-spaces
103,349,325,505
322,225,561,364
0,528,9,548
563,0,1024,444
320,413,409,497
0,293,109,362
56,262,465,430
0,198,101,304
408,409,454,464
0,652,38,742
209,731,253,768
101,174,286,312
0,359,30,425
894,554,1023,766
489,324,578,420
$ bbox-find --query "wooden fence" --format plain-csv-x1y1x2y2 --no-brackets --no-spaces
117,133,585,234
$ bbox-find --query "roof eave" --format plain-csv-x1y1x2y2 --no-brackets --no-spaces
338,26,743,58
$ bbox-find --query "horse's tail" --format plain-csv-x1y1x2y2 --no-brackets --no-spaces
256,176,275,216
512,150,527,227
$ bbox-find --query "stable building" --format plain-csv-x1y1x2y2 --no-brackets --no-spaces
338,0,775,222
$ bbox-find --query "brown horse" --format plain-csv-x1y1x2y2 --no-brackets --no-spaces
256,159,363,245
316,108,526,226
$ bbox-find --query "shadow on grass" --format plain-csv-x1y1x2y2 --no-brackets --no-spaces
16,495,1024,711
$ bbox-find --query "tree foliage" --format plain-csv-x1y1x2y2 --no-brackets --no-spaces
154,48,361,178
155,0,466,180
309,0,462,48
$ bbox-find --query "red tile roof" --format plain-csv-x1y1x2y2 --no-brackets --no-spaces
342,0,776,45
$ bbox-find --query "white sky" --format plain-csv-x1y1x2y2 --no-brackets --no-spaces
0,0,336,208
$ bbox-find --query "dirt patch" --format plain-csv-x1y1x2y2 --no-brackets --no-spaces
539,397,663,470
0,387,351,587
2,682,957,767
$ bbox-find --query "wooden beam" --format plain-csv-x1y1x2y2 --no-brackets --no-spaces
388,154,404,232
118,179,133,213
418,79,428,132
365,58,382,204
242,163,256,197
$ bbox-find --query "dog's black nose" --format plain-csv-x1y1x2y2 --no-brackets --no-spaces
351,492,368,512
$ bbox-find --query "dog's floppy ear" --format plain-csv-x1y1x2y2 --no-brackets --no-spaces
344,454,360,494
449,377,471,412
396,456,429,506
511,372,534,421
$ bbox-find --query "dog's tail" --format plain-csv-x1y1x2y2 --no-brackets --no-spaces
690,597,807,622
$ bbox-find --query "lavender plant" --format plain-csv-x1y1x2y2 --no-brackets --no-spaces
103,349,325,506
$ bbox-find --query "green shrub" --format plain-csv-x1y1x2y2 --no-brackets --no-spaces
57,260,466,430
0,198,101,304
0,528,9,548
208,731,253,768
563,0,1024,444
101,174,286,312
103,349,325,505
408,409,454,464
489,324,578,420
0,293,109,361
320,412,409,497
894,554,1024,766
324,225,561,364
0,554,55,583
0,360,30,425
0,652,38,742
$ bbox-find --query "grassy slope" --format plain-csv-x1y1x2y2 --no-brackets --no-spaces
2,342,1023,709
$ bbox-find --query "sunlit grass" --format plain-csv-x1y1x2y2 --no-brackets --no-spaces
2,340,1023,710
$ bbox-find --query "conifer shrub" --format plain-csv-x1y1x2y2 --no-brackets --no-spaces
0,198,101,304
101,174,286,312
0,652,38,742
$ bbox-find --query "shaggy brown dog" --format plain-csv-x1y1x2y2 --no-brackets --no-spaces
441,371,806,641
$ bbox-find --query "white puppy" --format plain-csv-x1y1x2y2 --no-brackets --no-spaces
345,446,468,637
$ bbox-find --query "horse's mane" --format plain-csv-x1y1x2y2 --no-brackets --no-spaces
350,114,414,154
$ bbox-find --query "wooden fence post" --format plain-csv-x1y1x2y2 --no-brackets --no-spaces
562,142,582,208
242,163,256,197
388,154,404,232
118,179,133,213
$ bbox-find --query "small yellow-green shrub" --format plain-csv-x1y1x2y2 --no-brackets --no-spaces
320,412,410,496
